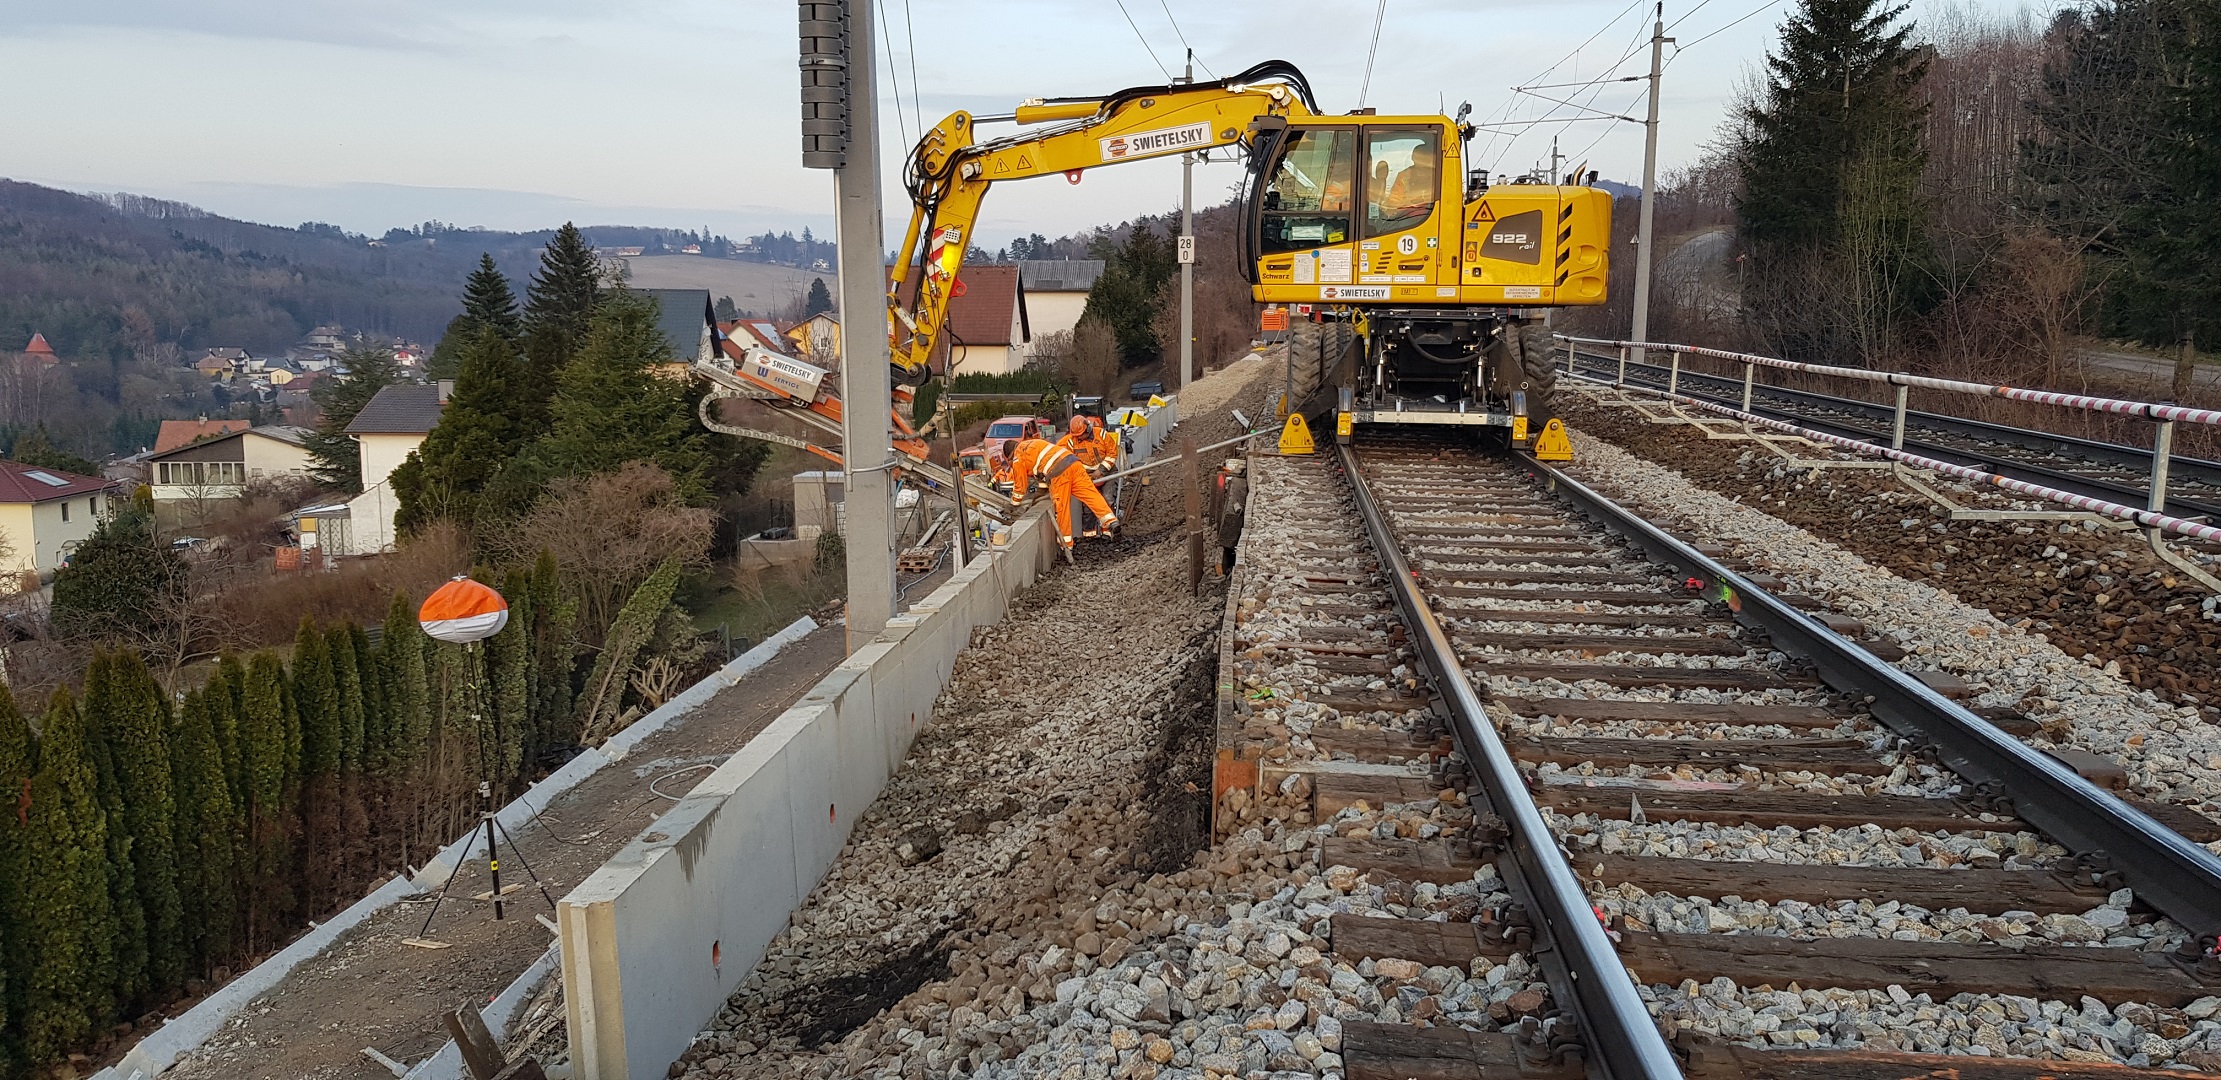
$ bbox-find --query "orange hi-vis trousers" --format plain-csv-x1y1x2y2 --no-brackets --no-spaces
1049,467,1116,547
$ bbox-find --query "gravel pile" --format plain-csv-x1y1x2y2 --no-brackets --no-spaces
671,536,1220,1079
1560,398,2221,817
1592,882,2186,950
1550,812,2065,869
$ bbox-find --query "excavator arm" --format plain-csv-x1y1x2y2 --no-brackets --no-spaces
888,61,1318,383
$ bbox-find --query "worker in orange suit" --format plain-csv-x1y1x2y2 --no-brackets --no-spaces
1056,415,1121,537
1008,435,1119,560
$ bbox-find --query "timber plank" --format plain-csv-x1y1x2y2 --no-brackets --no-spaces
1422,569,1656,586
1308,725,1443,762
1322,836,1488,884
1443,610,1718,628
1316,773,1444,816
2130,799,2221,844
1341,1022,1561,1080
1618,931,2211,1006
1432,586,1692,604
1684,1042,2221,1080
1507,736,1883,774
1492,697,1847,729
1310,694,1431,716
1535,787,2025,834
1573,854,2109,914
1328,914,1506,969
1456,631,1747,656
1480,663,1820,690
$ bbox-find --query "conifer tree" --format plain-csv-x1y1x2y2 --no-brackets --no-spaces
523,223,603,391
578,558,682,743
239,655,296,948
391,325,529,533
528,292,726,502
379,594,433,863
527,553,577,750
105,654,186,991
292,620,341,911
18,691,117,1067
169,690,237,976
0,684,31,1073
803,277,834,317
304,345,403,492
328,624,371,891
77,654,149,1009
211,655,247,805
463,253,524,343
351,623,389,778
488,574,532,785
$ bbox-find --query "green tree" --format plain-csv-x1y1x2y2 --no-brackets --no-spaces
0,684,32,1073
304,344,404,492
291,620,343,912
803,277,834,317
77,655,149,1009
428,255,526,381
8,429,101,477
391,325,529,533
92,653,186,992
578,558,682,743
525,552,577,753
378,594,432,865
524,291,731,503
523,223,603,393
488,573,532,785
1082,226,1179,364
50,505,186,643
238,654,297,949
328,622,371,890
18,691,118,1068
169,689,237,976
1735,0,1930,363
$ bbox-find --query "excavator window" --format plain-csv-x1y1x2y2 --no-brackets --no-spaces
1365,127,1441,238
1258,127,1355,255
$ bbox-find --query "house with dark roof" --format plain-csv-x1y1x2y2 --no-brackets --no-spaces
896,264,1031,375
315,382,450,557
0,460,120,580
143,425,313,506
1015,260,1104,341
637,289,717,379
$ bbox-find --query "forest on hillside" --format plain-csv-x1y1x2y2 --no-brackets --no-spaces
1561,0,2219,399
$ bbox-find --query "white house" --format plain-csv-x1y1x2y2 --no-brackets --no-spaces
144,425,314,503
323,382,448,555
0,461,120,584
1016,260,1104,341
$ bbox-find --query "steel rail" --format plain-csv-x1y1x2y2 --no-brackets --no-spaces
1333,442,1684,1080
1514,450,2221,937
1568,349,2221,513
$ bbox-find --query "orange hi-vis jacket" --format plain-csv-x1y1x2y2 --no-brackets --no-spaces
1009,437,1116,544
1007,437,1074,502
1056,425,1119,471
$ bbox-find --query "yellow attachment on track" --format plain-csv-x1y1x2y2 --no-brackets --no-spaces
1533,418,1573,461
1278,414,1317,455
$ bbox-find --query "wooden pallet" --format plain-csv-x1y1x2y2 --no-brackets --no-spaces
896,547,939,573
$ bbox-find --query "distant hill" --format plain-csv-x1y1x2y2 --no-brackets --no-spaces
0,179,799,362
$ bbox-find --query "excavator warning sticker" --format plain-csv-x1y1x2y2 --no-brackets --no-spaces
1100,121,1212,162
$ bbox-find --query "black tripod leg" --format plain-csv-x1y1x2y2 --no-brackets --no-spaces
493,817,560,913
415,844,468,939
484,814,505,920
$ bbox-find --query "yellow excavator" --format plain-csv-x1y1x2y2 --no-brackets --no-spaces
889,60,1611,454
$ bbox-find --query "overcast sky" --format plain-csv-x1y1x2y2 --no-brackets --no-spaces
1,0,2026,250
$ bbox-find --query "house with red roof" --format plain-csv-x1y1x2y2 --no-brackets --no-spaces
21,333,57,367
153,418,252,454
893,263,1032,375
0,460,120,581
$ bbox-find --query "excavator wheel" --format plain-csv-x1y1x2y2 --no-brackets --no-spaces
1285,319,1355,412
1512,318,1558,423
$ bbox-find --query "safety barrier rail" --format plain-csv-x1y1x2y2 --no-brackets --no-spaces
1564,368,2221,545
1558,335,2200,518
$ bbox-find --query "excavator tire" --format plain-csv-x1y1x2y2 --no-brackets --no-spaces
1513,318,1558,420
1285,319,1355,412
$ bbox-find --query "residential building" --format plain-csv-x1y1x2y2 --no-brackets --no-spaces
200,347,250,369
1016,260,1105,340
785,312,841,363
638,288,716,378
722,318,791,356
143,425,313,503
324,382,448,556
195,353,237,379
895,264,1031,375
0,461,120,582
153,418,251,454
21,333,58,367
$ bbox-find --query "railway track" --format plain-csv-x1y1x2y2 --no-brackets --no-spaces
1563,348,2221,524
1221,435,2221,1079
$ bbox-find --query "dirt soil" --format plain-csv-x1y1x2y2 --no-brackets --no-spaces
162,624,852,1080
1558,392,2221,714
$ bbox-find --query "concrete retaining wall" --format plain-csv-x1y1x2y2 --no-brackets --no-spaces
98,617,819,1080
558,509,1061,1080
